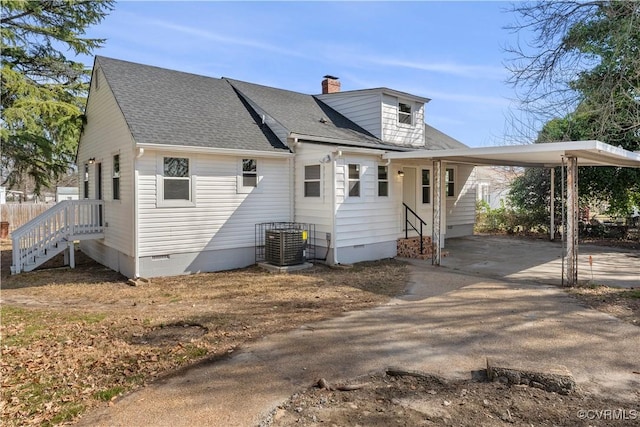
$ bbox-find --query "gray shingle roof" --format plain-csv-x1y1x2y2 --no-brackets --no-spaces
424,124,468,150
95,56,288,152
226,79,406,150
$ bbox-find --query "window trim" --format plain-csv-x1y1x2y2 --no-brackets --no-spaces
112,154,120,201
445,167,456,198
377,164,389,197
347,163,361,198
237,158,262,194
398,100,413,126
421,168,431,204
157,155,196,207
304,164,321,198
83,164,89,199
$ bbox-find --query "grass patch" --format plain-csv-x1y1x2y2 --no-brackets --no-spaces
622,289,640,299
94,386,125,402
48,403,85,426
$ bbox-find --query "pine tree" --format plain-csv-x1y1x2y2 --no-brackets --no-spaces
1,0,114,196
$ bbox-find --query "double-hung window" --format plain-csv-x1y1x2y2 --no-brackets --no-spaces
112,154,120,200
377,165,388,197
422,169,431,204
445,168,455,197
348,164,360,197
398,101,412,125
83,164,89,199
163,157,190,201
242,159,257,187
304,165,321,197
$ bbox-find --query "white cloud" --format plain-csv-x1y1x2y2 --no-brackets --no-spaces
147,19,309,59
426,90,511,107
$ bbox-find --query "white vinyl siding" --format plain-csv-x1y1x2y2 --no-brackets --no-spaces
446,165,476,226
334,155,399,247
137,151,291,257
382,94,425,147
315,92,382,138
77,65,135,257
293,144,333,249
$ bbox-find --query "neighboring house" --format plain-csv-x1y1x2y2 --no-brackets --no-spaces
26,56,477,278
56,187,80,202
475,166,521,209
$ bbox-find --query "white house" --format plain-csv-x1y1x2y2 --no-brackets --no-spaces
476,166,522,209
56,187,80,202
12,56,477,278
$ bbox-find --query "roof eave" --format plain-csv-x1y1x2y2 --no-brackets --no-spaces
383,140,640,168
135,143,292,157
289,132,412,152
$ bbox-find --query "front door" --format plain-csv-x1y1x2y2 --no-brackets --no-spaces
402,167,416,234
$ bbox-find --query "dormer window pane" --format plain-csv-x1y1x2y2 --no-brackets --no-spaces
398,102,412,125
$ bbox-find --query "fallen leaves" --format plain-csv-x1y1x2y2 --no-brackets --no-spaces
1,259,409,426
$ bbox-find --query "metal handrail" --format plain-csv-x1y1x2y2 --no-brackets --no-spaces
403,203,427,254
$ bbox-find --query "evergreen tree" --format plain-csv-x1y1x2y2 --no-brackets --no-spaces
1,0,114,196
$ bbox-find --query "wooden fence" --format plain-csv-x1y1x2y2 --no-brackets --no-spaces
1,203,56,234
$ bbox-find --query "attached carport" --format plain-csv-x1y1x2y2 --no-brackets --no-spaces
383,140,640,285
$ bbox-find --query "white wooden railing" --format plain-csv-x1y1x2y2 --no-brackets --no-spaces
11,200,105,274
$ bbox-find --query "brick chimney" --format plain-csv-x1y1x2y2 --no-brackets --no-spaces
321,75,340,94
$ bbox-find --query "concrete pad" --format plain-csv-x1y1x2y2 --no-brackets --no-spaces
442,235,639,288
257,262,313,273
77,262,640,427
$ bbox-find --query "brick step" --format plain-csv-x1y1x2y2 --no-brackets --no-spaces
397,236,449,260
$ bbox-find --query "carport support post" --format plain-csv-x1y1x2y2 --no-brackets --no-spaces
566,157,578,286
550,168,555,241
432,160,442,265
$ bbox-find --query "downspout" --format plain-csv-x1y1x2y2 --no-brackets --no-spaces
332,151,340,265
290,137,297,227
289,155,295,222
133,147,144,278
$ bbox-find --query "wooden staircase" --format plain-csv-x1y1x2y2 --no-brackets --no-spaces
10,200,105,274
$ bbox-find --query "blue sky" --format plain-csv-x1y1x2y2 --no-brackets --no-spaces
82,1,528,148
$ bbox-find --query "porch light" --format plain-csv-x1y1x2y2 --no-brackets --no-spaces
88,157,96,164
397,170,405,177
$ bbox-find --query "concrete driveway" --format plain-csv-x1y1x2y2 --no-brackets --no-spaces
78,252,640,427
442,235,639,288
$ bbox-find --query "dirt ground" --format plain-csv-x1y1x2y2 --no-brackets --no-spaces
1,238,638,426
266,370,640,427
0,241,408,426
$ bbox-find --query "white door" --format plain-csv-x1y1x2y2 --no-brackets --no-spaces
402,167,416,234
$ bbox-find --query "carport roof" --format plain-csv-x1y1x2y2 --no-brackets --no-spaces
383,140,640,168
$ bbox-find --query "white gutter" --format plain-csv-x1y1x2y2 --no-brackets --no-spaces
289,132,411,153
136,143,293,158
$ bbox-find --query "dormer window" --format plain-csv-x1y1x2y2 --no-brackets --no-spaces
398,101,412,125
